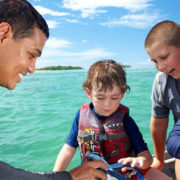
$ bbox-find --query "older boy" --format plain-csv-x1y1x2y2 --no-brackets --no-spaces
144,20,180,179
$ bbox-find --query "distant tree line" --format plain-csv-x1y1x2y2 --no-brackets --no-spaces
36,65,130,71
36,65,83,70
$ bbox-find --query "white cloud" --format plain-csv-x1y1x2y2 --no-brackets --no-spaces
43,47,114,58
63,0,152,17
46,20,60,28
65,18,80,23
45,38,72,49
39,47,115,67
34,5,69,16
101,12,163,29
82,40,87,44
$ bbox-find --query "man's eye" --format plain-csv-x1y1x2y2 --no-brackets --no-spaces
30,53,35,58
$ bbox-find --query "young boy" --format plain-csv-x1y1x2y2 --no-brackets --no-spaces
53,60,171,179
144,20,180,179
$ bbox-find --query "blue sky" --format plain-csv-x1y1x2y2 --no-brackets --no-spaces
29,0,180,69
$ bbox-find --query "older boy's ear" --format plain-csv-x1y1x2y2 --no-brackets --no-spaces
85,88,92,100
0,22,12,42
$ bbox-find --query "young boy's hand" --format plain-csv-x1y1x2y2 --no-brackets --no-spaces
118,157,144,172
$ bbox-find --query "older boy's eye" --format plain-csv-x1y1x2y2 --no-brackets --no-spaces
161,54,168,60
151,59,157,64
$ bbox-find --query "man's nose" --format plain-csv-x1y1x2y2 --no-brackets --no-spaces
28,60,36,74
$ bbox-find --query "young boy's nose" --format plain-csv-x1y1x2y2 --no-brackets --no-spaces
104,99,111,107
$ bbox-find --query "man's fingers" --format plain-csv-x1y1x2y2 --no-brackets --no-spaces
94,168,107,180
87,160,108,171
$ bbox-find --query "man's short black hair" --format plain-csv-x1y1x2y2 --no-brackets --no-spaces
0,0,49,39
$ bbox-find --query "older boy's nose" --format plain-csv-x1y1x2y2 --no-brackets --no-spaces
157,62,166,72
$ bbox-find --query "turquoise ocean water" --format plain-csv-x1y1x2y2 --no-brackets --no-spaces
0,68,174,172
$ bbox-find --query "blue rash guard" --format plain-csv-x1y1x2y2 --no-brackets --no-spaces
66,105,148,155
166,118,180,159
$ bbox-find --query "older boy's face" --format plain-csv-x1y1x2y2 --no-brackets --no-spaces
0,25,47,90
146,41,180,79
86,85,124,117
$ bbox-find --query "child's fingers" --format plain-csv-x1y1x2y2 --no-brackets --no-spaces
131,158,137,167
118,158,125,163
121,166,133,172
121,157,134,165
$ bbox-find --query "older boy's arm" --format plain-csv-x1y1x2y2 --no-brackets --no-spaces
53,144,76,172
151,116,168,170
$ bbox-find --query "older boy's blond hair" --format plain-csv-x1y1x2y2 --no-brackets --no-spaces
83,60,130,93
145,20,180,48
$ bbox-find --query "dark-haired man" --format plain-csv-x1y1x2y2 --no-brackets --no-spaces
0,0,107,179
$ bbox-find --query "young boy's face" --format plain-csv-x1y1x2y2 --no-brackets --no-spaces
85,85,124,117
146,41,180,79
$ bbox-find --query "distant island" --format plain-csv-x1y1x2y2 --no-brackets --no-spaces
123,65,131,68
36,65,131,71
36,65,83,71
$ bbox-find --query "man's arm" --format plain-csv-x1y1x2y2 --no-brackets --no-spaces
151,116,169,170
0,160,107,180
0,161,72,180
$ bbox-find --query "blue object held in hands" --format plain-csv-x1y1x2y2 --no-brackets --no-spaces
86,153,145,180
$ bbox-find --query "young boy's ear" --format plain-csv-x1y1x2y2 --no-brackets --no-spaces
120,92,125,100
0,22,12,43
85,88,92,100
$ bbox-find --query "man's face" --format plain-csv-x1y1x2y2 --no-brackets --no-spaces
0,26,47,90
146,41,180,79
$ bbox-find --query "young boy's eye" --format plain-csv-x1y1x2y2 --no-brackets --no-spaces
112,97,118,100
97,97,104,100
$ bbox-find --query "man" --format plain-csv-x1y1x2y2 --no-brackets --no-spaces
0,0,107,179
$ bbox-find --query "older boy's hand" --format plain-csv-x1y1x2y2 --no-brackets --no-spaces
69,160,107,180
151,157,164,170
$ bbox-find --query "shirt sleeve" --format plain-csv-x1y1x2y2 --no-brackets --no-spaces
166,119,180,158
0,161,72,180
123,114,148,155
65,109,80,148
151,73,169,118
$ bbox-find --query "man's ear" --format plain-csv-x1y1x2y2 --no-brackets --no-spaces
85,88,92,100
0,22,12,43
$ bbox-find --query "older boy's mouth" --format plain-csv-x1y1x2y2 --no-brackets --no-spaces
169,69,175,75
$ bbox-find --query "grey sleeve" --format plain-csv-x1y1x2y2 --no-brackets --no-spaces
151,73,169,119
0,161,72,180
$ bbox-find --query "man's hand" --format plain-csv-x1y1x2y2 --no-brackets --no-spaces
151,157,164,170
69,160,107,180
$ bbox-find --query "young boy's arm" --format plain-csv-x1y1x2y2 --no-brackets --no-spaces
118,150,152,172
53,144,76,172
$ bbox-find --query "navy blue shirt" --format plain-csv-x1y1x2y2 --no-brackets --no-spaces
66,105,148,155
